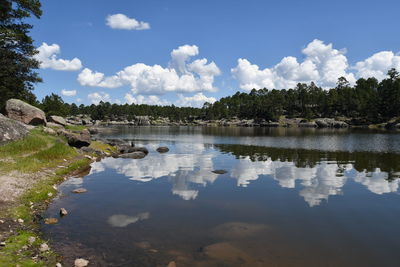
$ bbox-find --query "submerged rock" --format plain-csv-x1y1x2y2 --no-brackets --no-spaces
212,222,269,239
156,146,169,153
4,99,46,125
212,169,228,174
72,188,87,194
119,151,146,159
44,218,58,224
0,114,29,144
203,242,253,264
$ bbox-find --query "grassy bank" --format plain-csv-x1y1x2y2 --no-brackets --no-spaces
0,127,112,266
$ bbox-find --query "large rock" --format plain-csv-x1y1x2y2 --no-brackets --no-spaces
65,129,91,148
315,118,348,128
4,99,46,125
0,114,29,144
135,116,150,126
131,146,149,154
49,115,66,126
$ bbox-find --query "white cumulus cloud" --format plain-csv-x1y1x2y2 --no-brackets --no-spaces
35,42,82,71
176,93,216,107
106,14,150,30
61,89,77,97
353,51,400,81
78,45,221,95
232,39,400,90
88,92,111,104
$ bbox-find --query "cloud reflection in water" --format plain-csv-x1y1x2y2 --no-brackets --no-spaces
90,143,400,207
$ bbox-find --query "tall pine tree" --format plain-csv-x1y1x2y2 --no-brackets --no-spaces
0,0,42,109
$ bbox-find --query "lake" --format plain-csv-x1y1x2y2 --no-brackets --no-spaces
43,126,400,266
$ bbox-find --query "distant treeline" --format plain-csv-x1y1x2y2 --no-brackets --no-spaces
24,68,400,122
204,69,400,122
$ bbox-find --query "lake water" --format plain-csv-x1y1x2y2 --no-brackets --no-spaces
43,126,400,266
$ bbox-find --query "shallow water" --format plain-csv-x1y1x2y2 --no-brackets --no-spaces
43,126,400,266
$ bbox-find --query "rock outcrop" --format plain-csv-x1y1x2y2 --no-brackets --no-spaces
49,115,66,126
135,116,150,126
59,129,91,148
315,118,348,128
4,99,46,125
0,114,29,143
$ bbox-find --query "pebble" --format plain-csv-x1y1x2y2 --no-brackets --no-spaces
28,236,36,245
17,218,24,223
44,218,58,224
60,208,68,216
39,243,49,252
72,188,87,194
74,258,89,267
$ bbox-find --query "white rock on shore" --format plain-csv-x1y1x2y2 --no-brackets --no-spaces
74,258,89,267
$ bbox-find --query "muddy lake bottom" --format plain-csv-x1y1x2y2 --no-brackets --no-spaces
43,126,400,266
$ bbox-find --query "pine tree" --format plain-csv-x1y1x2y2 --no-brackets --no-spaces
0,0,42,109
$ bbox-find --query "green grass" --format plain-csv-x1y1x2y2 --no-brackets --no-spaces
89,140,117,153
0,129,48,158
0,128,112,266
0,230,57,267
1,157,91,266
10,157,91,223
65,124,87,131
0,129,79,173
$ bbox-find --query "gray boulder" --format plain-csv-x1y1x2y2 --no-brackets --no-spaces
0,114,29,144
315,118,348,128
46,122,64,129
49,115,66,126
65,129,91,148
135,116,150,126
118,145,136,154
4,99,46,125
119,151,146,159
315,118,330,128
131,146,149,154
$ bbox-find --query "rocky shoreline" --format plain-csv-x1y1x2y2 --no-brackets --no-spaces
0,99,160,266
65,114,400,130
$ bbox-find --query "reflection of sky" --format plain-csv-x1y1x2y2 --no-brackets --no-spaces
89,143,400,207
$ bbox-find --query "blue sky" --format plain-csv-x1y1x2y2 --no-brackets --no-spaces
31,0,400,106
